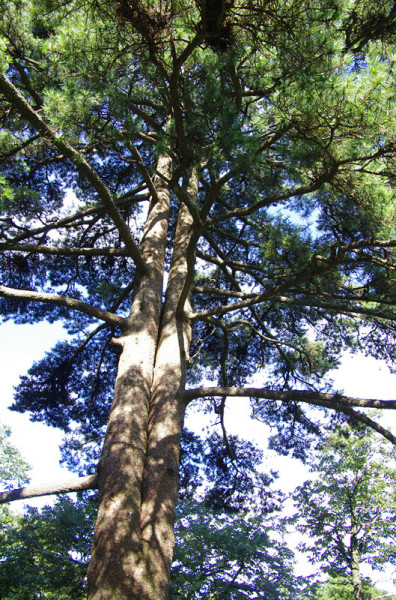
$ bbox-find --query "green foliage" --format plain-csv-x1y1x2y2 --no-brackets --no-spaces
170,500,300,600
0,495,97,600
2,0,396,425
0,422,29,490
309,575,392,600
292,423,396,580
0,175,14,206
0,422,30,526
0,425,94,599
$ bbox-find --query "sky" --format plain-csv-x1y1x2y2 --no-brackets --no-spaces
0,320,68,486
2,319,396,488
0,319,396,589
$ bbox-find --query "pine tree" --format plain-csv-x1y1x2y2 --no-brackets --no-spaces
0,1,396,598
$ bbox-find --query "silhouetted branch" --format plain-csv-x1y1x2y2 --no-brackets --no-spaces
184,386,396,409
184,386,396,444
0,72,147,273
0,285,125,328
0,244,130,257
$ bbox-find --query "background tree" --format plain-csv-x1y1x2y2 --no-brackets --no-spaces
0,422,30,492
0,495,96,600
173,428,299,599
170,501,298,600
0,421,30,546
0,421,30,531
292,424,396,600
0,1,396,599
0,423,94,599
306,575,394,600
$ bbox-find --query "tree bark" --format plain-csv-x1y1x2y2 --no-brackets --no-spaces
351,527,362,600
138,172,197,599
87,155,173,600
87,162,197,600
0,475,98,503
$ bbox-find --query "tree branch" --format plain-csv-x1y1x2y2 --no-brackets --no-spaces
207,177,332,225
184,386,396,410
0,285,125,328
196,248,265,276
0,244,130,257
184,386,396,443
277,295,396,322
201,234,267,283
0,72,147,273
317,402,396,446
0,474,98,504
126,144,159,201
193,285,257,299
0,132,41,161
191,252,340,320
2,188,148,246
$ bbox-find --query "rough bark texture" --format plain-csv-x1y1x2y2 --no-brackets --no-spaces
87,155,173,600
351,527,362,600
139,174,197,599
86,162,197,600
0,475,98,503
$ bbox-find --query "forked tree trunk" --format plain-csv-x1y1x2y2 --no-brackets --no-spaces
86,154,171,599
139,174,197,598
87,163,197,600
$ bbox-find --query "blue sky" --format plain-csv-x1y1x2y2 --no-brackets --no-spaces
1,318,396,487
1,319,396,589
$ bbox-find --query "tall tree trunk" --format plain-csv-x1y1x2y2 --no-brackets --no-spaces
139,171,198,599
351,527,362,600
87,164,198,600
87,155,172,600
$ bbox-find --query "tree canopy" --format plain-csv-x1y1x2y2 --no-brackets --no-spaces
293,423,396,599
0,0,396,598
307,575,393,600
0,422,30,491
0,495,96,600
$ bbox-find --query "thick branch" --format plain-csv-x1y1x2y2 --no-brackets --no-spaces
0,132,41,161
184,386,396,410
193,285,257,299
207,177,332,225
0,73,146,273
208,225,261,249
199,237,266,280
0,474,98,504
317,402,396,446
0,285,125,328
339,238,396,251
0,244,130,257
277,295,396,322
184,386,396,443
